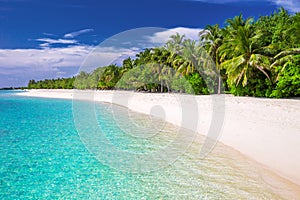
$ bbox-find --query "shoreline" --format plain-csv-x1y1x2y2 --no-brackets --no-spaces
17,89,300,187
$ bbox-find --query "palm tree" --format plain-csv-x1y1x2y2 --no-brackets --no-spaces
219,16,271,87
226,14,247,31
165,33,185,54
121,57,134,74
150,48,172,92
199,24,224,94
134,48,152,66
98,65,121,89
165,33,185,73
172,39,198,76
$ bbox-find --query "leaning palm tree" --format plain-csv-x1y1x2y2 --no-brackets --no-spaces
219,17,271,87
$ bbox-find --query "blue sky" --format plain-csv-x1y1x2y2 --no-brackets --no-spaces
0,0,299,87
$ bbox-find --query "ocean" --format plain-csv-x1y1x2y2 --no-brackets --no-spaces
0,90,295,199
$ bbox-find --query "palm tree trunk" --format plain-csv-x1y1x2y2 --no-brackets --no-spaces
166,82,170,92
218,75,221,94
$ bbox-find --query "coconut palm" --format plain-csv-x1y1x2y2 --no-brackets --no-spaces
98,65,121,89
172,39,198,76
226,14,247,32
219,17,271,87
165,33,185,72
165,33,185,54
121,57,135,74
199,24,224,94
150,48,172,92
135,48,152,66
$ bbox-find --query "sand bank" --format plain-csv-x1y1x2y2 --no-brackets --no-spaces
17,89,300,187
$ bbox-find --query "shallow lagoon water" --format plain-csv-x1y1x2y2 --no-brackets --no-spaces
0,91,299,199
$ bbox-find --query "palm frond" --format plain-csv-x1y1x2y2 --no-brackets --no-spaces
274,48,300,59
271,54,294,68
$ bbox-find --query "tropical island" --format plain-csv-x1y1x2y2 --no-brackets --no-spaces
26,8,299,98
3,0,300,198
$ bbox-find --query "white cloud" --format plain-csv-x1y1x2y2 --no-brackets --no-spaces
268,0,300,13
0,46,136,71
0,44,139,87
35,38,78,48
0,45,91,72
185,0,300,12
147,27,203,44
64,28,94,38
42,32,57,37
0,45,90,87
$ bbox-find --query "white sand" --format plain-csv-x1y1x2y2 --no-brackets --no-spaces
17,89,300,186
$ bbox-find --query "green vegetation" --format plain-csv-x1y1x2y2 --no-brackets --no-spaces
27,8,300,98
28,78,75,89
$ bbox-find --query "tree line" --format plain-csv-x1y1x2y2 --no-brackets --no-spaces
28,8,300,98
28,78,75,89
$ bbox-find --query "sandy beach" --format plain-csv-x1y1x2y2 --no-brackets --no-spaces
17,89,300,187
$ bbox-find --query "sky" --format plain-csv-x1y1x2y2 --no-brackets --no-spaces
0,0,299,88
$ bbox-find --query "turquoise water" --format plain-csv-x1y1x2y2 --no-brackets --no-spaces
0,91,298,199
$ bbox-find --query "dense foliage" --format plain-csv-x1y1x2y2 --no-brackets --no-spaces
27,8,300,98
28,78,75,89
